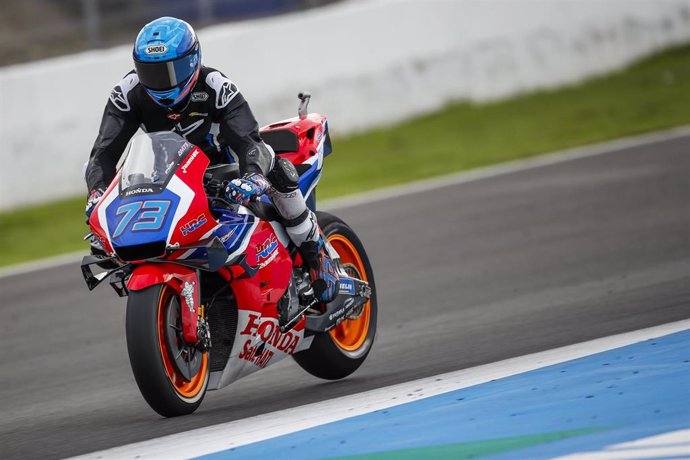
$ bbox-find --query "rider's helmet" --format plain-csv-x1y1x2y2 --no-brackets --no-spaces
133,17,201,108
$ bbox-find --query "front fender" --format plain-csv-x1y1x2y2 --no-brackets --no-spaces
128,263,200,344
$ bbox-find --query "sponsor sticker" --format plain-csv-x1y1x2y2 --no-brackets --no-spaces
180,281,196,312
220,227,236,243
166,113,183,121
239,342,274,368
339,278,356,295
191,92,209,102
179,213,207,236
180,150,199,174
240,314,300,354
237,313,302,367
124,187,154,196
329,298,355,325
257,235,278,260
256,235,279,269
176,141,191,156
145,44,167,55
329,307,346,321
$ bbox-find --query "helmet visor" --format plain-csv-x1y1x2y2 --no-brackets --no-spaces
134,43,199,91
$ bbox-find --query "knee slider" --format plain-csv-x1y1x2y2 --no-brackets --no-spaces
268,158,300,193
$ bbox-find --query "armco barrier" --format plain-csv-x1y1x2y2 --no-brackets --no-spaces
1,0,690,210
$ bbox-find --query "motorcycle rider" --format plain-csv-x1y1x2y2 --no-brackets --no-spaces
84,17,338,302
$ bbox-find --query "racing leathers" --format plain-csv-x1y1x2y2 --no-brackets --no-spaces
85,66,337,301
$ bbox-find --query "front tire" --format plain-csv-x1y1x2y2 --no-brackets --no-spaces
293,212,378,380
126,284,209,417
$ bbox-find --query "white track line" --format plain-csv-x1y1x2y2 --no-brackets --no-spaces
4,124,690,280
71,319,690,460
556,429,690,459
321,124,690,211
0,250,86,279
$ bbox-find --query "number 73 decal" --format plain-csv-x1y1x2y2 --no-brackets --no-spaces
112,200,171,238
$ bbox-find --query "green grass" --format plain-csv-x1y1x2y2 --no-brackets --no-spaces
3,45,690,267
319,45,690,197
0,197,87,266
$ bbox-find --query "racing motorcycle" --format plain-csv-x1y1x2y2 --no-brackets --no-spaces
81,93,376,417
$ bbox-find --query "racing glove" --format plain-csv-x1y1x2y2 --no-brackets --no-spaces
225,173,271,205
85,188,104,220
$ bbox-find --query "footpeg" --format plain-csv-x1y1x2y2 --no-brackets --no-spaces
305,276,370,333
278,271,314,333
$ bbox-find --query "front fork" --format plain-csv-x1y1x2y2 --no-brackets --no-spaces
127,263,205,345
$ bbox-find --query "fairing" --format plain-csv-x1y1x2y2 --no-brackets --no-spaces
260,113,330,202
85,114,335,390
90,131,218,262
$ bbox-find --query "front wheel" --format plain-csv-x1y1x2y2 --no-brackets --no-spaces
293,212,377,380
126,284,209,417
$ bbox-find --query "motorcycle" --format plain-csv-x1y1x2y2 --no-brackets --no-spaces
81,93,376,417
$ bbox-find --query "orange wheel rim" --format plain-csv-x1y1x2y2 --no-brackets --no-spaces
157,286,208,399
328,234,371,352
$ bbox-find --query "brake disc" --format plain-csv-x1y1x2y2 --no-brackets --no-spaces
164,296,202,381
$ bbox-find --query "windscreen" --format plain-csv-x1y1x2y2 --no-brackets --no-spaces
120,131,192,190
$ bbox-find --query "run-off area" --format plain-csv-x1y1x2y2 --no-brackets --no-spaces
76,321,690,460
196,324,690,459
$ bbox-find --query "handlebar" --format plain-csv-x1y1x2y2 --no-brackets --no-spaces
203,177,226,199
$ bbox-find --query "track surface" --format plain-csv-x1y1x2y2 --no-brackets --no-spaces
2,135,689,459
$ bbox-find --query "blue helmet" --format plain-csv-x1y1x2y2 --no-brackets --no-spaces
133,17,201,108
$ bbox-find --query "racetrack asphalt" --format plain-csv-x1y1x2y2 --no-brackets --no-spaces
1,133,689,459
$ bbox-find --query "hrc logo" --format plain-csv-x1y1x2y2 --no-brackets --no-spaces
180,213,207,236
257,235,278,260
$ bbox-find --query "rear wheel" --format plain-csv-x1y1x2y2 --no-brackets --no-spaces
126,284,209,417
293,212,377,379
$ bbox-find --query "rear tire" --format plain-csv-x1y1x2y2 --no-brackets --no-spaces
293,212,377,380
126,284,209,417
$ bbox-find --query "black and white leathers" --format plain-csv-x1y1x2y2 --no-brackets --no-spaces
85,66,318,247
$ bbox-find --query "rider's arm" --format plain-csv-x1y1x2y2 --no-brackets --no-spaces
85,73,141,192
207,70,274,176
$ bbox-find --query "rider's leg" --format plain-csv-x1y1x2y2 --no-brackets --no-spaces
267,158,339,302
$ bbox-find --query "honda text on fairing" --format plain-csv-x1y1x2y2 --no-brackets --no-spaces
81,94,377,417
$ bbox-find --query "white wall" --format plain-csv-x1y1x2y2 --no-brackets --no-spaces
1,0,690,210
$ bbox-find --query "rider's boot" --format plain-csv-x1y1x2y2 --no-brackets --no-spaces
282,209,339,303
299,231,340,303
